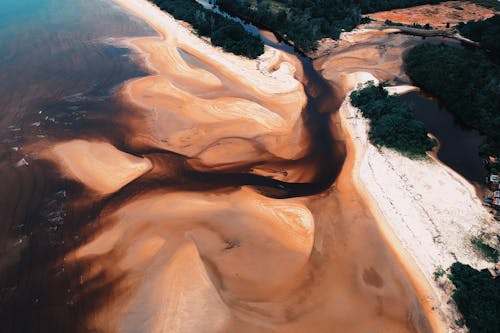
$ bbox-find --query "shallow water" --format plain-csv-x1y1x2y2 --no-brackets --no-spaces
0,0,155,331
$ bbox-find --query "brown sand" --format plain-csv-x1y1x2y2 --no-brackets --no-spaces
368,1,497,29
44,139,152,195
113,0,309,172
317,18,497,328
53,0,442,332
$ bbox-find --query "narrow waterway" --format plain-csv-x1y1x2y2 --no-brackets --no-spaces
401,91,485,185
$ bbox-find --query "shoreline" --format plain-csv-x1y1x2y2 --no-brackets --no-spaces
336,72,496,332
106,0,468,332
335,73,446,332
111,0,313,173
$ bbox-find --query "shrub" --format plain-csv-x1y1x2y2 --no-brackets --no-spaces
350,82,435,157
150,0,264,59
471,238,499,263
449,262,500,333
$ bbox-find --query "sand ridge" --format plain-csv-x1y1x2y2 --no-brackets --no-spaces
54,1,444,332
111,0,312,172
44,139,152,195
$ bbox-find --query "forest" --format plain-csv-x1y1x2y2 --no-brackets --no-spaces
149,0,264,58
350,83,435,157
216,0,445,52
449,262,500,333
405,43,500,158
458,14,500,58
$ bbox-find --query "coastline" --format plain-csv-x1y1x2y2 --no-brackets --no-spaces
101,0,473,332
111,0,313,173
336,72,496,332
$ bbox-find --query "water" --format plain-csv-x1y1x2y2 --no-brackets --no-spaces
401,91,485,184
0,1,433,332
0,1,156,331
0,2,345,330
198,0,347,190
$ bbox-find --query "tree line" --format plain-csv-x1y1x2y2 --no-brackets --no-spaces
216,0,446,52
350,82,436,158
458,14,500,58
405,43,500,158
449,262,500,333
149,0,264,59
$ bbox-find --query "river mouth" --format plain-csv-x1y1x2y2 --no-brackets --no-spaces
0,0,436,332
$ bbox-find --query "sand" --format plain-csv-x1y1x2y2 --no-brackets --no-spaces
72,188,315,332
368,1,497,30
44,139,152,195
314,24,500,330
54,0,442,332
112,0,309,171
334,70,499,331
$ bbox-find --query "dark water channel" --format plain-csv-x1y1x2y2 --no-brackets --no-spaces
196,0,347,191
401,91,486,184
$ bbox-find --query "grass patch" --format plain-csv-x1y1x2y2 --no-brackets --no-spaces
472,238,499,262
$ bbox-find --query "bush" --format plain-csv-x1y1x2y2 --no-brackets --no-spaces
471,238,499,262
150,0,264,59
350,82,435,157
405,43,500,157
433,266,446,280
458,15,500,58
449,262,500,333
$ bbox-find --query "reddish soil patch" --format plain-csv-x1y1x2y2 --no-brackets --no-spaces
368,1,497,29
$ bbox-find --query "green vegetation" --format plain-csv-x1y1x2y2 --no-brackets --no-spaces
350,83,435,157
469,0,500,11
458,15,500,57
359,0,444,13
405,43,500,158
449,262,500,333
385,20,433,29
433,266,446,280
217,0,361,51
217,0,445,52
149,0,264,58
471,238,499,262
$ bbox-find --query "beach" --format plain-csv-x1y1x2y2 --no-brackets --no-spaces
321,28,499,329
37,0,440,331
